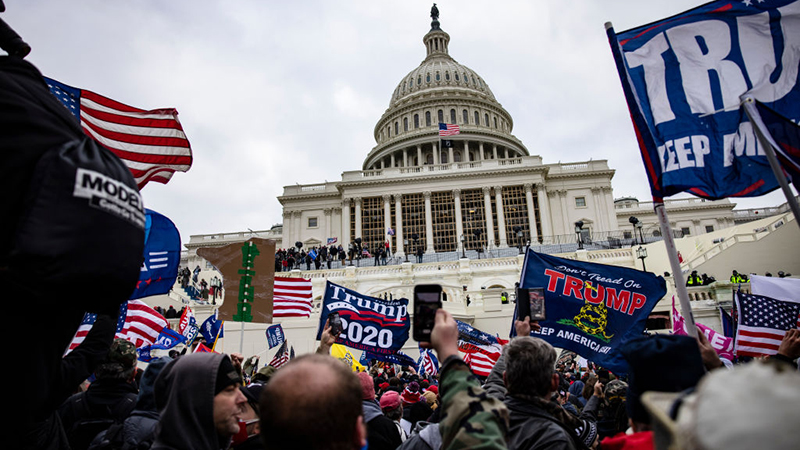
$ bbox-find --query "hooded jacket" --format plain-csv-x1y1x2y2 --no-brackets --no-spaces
152,353,232,450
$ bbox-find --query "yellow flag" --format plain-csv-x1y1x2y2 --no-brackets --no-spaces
331,344,365,372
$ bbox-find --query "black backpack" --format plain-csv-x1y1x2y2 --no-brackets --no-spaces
65,392,137,450
1,56,144,313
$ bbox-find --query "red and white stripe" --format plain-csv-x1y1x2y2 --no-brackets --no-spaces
274,277,313,318
77,89,192,188
116,300,169,348
463,344,502,377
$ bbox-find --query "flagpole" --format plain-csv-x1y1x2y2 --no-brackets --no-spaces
742,98,800,231
654,202,697,337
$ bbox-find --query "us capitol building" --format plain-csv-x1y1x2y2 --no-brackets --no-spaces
176,9,799,357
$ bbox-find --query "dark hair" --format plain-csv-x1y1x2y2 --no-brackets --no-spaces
260,354,362,450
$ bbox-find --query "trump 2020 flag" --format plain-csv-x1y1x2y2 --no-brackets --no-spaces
266,324,285,349
607,0,800,200
518,250,666,374
200,312,224,347
316,281,410,356
137,328,187,362
130,209,181,300
417,348,440,376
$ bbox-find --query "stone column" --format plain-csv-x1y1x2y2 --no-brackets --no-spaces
293,210,302,246
341,199,351,248
324,208,333,242
383,194,392,251
417,145,422,167
448,147,454,165
433,143,439,165
403,148,408,168
479,143,485,161
558,190,570,233
354,197,362,241
602,186,615,231
390,153,396,168
453,189,463,253
483,186,495,248
591,187,605,231
536,183,552,239
282,210,293,248
494,186,508,247
424,191,434,252
524,183,539,242
464,141,470,162
395,194,404,256
492,144,498,160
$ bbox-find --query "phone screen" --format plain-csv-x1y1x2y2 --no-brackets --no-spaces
528,288,546,321
413,286,442,342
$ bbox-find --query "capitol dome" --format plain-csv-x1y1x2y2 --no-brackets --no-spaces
364,12,528,170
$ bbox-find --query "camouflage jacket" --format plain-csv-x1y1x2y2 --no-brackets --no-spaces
439,356,509,450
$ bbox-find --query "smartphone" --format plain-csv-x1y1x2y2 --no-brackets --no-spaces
516,287,546,321
413,284,442,342
329,311,343,336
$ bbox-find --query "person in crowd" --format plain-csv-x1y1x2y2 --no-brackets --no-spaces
231,383,264,450
416,246,424,263
685,270,702,286
700,273,716,285
358,371,402,450
192,265,201,283
380,390,409,443
58,338,140,450
89,356,172,450
483,317,588,450
594,379,629,440
730,269,747,283
152,353,247,450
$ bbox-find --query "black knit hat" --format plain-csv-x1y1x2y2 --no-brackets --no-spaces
620,334,705,424
215,355,242,395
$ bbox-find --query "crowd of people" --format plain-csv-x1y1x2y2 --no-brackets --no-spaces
274,241,398,272
685,269,794,286
26,306,800,450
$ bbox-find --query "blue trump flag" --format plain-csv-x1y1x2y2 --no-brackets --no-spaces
137,328,187,362
200,312,224,347
130,209,181,300
607,0,800,200
316,281,410,356
266,324,285,349
361,350,417,368
516,250,666,375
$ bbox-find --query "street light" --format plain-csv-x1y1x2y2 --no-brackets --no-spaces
513,226,524,254
636,245,648,272
628,216,641,245
574,221,584,250
636,221,644,245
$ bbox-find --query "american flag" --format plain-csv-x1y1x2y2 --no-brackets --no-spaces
463,343,502,377
269,341,291,369
65,313,99,354
438,122,460,137
116,300,170,348
417,348,439,376
44,77,192,189
735,291,800,358
274,277,313,318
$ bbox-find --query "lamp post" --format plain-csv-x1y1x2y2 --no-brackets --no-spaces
412,233,420,263
355,237,362,267
513,226,524,254
460,234,466,259
636,221,644,245
636,245,648,272
574,221,584,250
628,216,641,245
473,229,483,259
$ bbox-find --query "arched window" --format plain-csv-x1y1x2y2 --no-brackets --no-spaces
455,72,460,81
395,122,399,135
435,72,441,82
454,151,462,162
404,117,408,131
425,111,432,127
426,73,431,83
402,82,406,93
494,117,498,128
410,78,414,88
414,114,420,129
441,152,448,164
438,110,444,124
450,109,456,124
387,126,391,137
445,71,450,81
485,114,490,127
474,111,480,125
463,109,468,124
426,153,434,164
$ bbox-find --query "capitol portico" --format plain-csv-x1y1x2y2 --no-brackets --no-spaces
278,13,619,257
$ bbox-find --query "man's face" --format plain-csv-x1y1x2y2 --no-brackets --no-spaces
213,384,247,437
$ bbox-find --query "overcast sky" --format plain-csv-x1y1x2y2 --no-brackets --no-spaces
6,1,792,244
